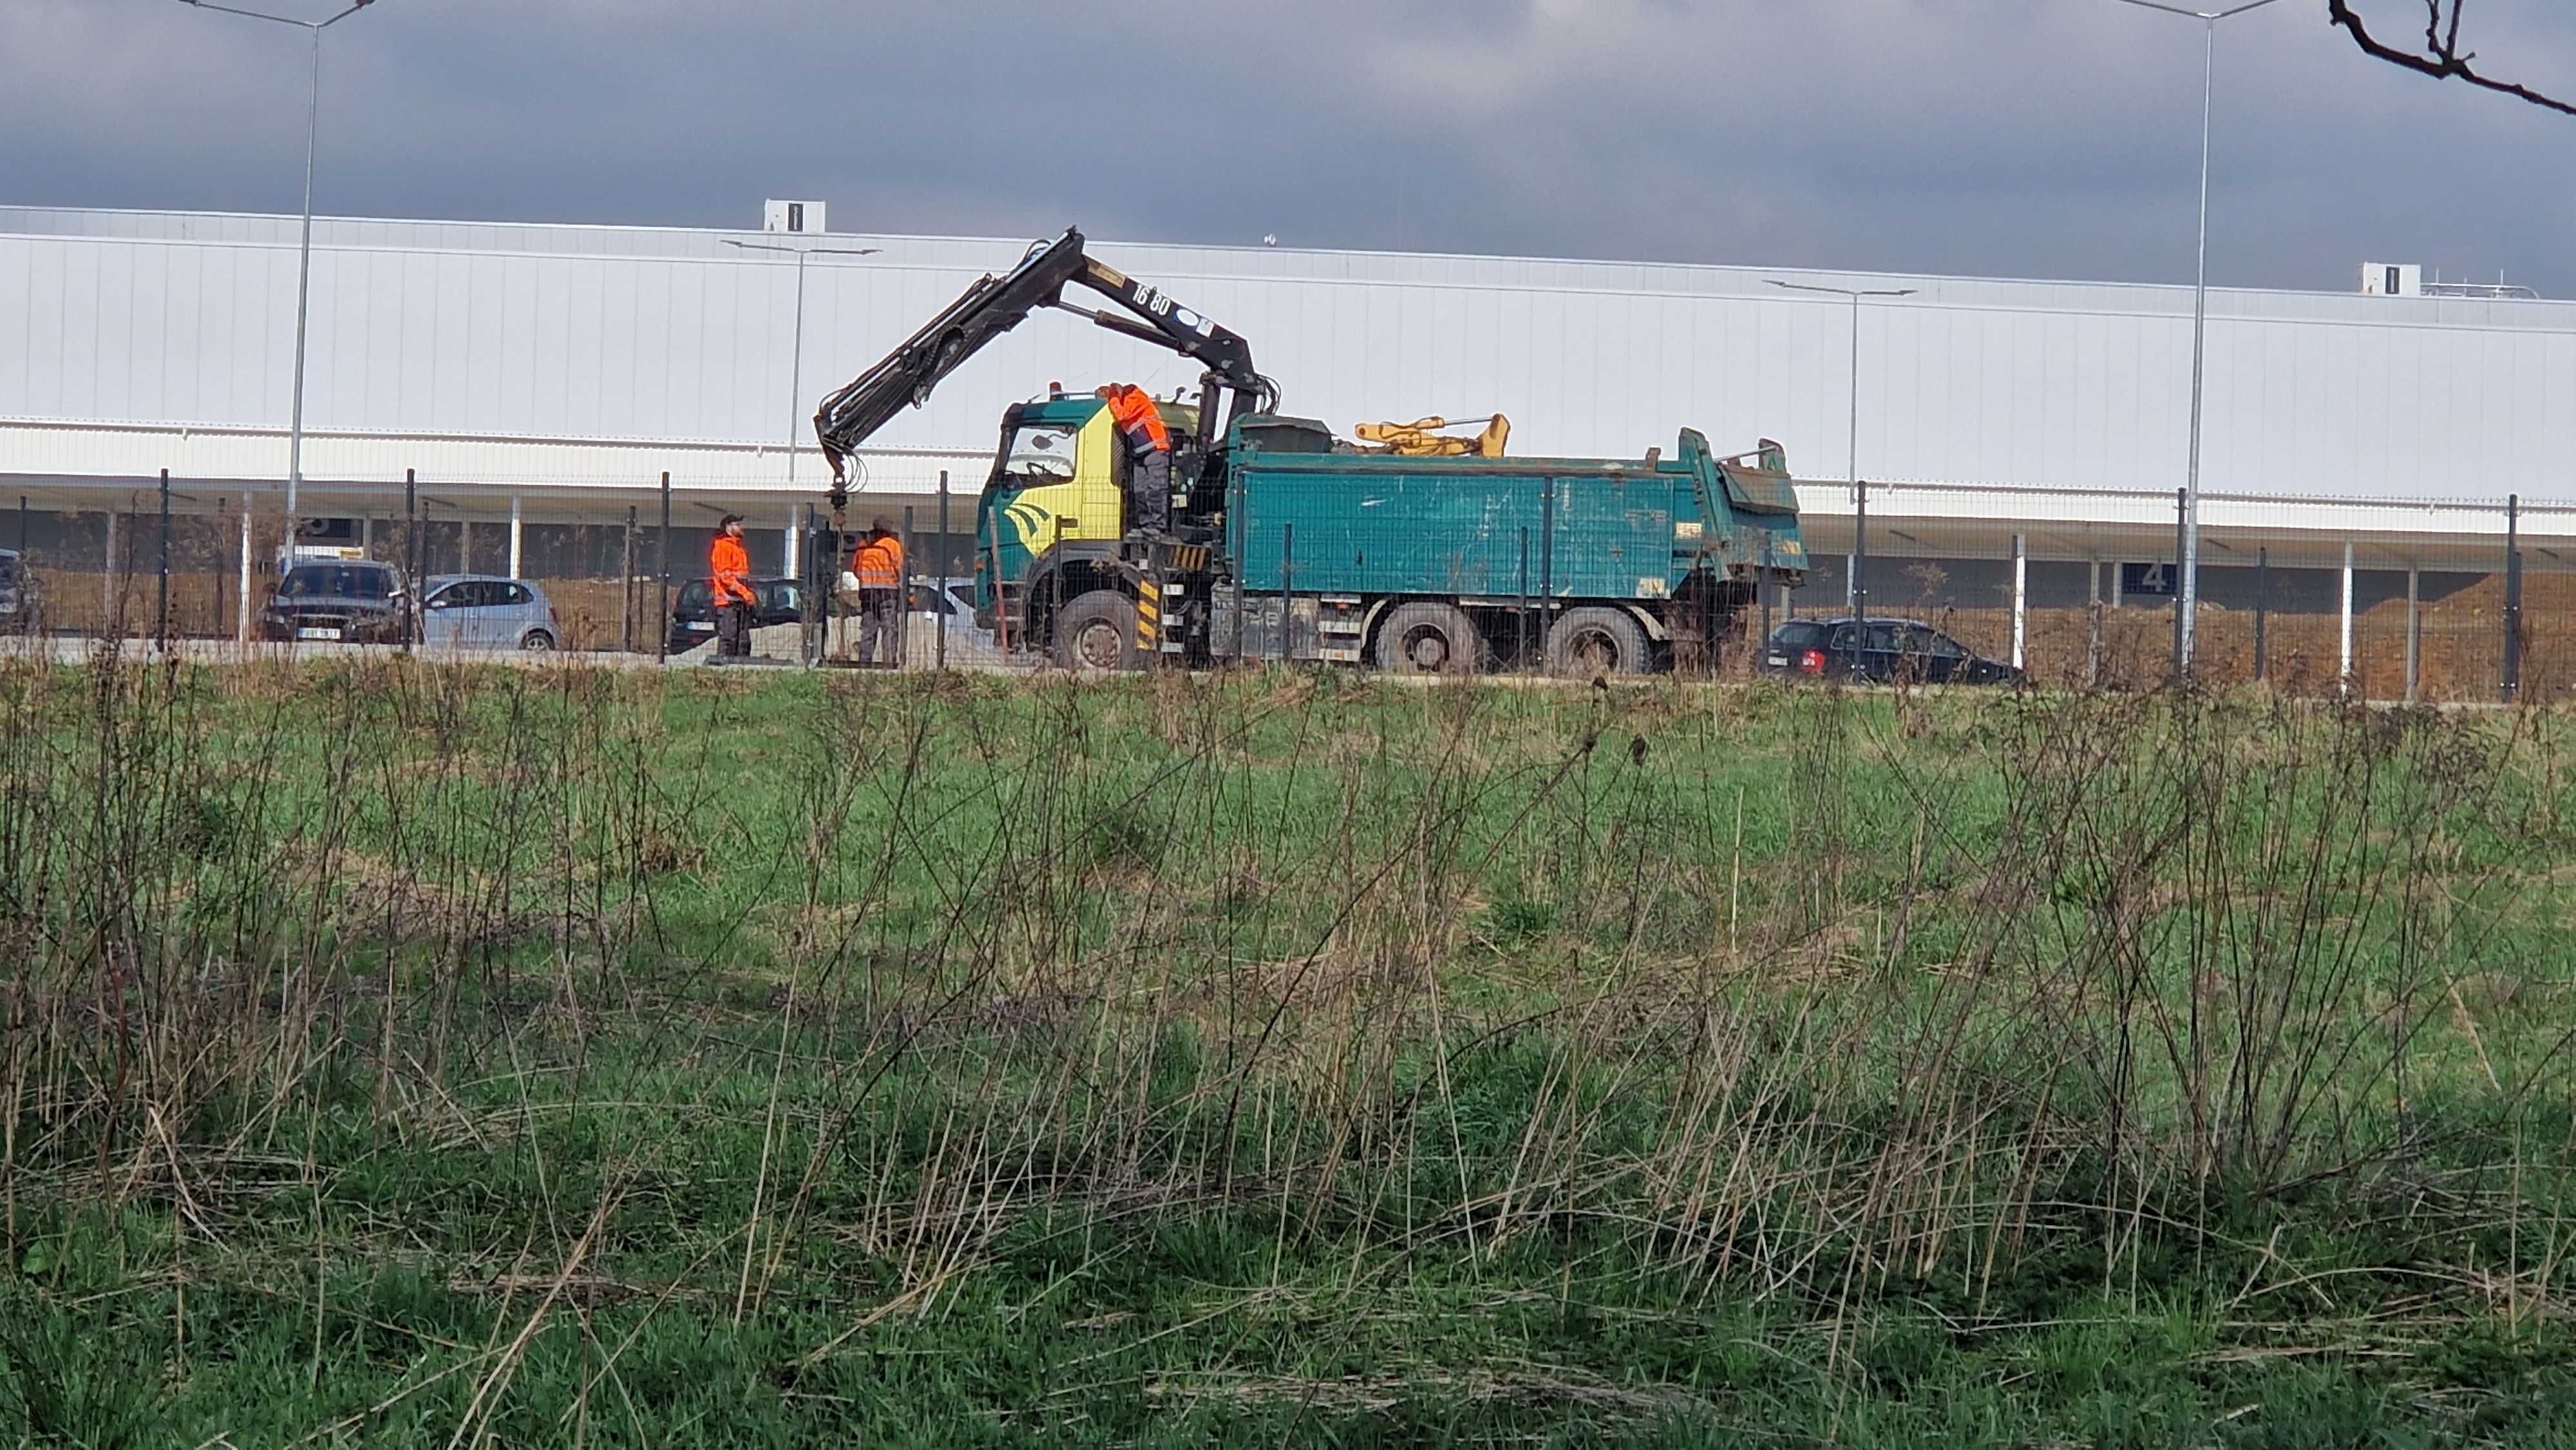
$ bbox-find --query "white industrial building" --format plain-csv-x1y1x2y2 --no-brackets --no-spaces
1,202,2570,616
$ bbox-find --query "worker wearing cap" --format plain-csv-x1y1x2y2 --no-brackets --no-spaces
1095,383,1171,536
709,514,755,661
852,518,905,666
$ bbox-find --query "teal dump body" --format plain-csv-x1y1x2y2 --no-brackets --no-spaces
1226,419,1806,599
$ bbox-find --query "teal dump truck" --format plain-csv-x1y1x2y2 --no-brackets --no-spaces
810,229,1806,673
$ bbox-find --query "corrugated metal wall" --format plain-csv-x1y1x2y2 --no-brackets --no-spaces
3,206,2573,503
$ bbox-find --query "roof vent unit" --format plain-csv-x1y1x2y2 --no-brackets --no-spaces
764,199,826,235
2360,262,2421,297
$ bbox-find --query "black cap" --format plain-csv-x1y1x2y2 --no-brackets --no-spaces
717,513,744,529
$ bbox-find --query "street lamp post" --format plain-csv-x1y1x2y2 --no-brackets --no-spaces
2112,0,2284,672
724,238,880,666
1768,279,1915,620
721,238,882,493
176,0,386,534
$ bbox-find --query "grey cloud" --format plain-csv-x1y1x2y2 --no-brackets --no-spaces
1,0,2570,294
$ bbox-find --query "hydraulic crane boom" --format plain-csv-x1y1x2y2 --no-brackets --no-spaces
811,228,1276,511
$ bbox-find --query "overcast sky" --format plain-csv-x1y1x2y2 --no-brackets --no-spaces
4,1,2571,296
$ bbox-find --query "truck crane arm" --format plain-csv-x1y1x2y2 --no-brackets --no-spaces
811,227,1276,509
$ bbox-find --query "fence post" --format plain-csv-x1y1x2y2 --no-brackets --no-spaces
2339,540,2356,697
402,469,419,654
2009,532,2027,672
935,471,950,671
2404,565,2421,704
990,527,1011,662
236,505,252,644
2085,556,2103,688
901,504,916,670
2171,487,2186,683
15,496,24,556
1760,531,1776,657
104,507,117,626
156,469,171,652
507,496,524,580
1537,479,1555,657
1049,518,1065,665
621,505,637,654
1515,525,1530,670
656,471,672,664
1279,523,1296,661
2504,493,2523,701
2252,546,2269,683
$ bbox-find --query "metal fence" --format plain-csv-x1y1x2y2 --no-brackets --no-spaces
6,470,2568,699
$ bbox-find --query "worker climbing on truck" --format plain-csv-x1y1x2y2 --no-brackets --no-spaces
1095,382,1171,535
851,517,905,666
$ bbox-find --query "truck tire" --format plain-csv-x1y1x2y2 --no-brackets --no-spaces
1373,601,1484,674
1546,607,1652,677
1054,589,1142,672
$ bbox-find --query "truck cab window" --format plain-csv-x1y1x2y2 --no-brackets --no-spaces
998,424,1079,484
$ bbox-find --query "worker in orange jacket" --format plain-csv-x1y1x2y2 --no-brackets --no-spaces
709,514,755,661
1095,382,1172,535
851,518,905,666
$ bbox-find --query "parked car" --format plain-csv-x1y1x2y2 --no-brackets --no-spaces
0,550,39,632
420,574,562,651
260,560,411,644
668,577,806,654
1760,616,2024,685
912,579,979,636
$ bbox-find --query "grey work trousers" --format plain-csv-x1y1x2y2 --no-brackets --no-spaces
716,599,753,658
857,587,902,665
1128,445,1171,534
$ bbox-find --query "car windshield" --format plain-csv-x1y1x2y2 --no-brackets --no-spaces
0,556,17,585
675,580,713,612
998,423,1079,484
279,565,392,600
1770,621,1824,650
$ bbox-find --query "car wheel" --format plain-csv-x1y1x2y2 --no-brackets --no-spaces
519,630,556,652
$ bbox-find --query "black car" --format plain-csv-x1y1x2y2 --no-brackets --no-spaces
667,577,807,654
1759,616,2023,685
259,560,412,645
0,549,38,632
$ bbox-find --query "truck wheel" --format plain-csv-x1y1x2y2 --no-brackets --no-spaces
1373,602,1484,674
1547,607,1651,677
1054,590,1141,672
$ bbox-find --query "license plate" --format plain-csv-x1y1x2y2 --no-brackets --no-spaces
688,621,715,632
1766,655,1786,666
298,626,343,641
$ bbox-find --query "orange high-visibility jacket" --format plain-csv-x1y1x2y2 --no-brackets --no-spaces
853,534,904,590
709,534,755,606
1101,384,1170,453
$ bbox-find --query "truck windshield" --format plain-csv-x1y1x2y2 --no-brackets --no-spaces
997,423,1078,485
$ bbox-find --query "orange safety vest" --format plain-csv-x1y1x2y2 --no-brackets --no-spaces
709,534,755,606
1101,384,1170,453
853,534,904,590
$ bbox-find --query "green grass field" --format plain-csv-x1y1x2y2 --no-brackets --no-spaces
4,658,2576,1446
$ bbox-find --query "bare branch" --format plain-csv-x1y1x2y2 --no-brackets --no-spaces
2328,0,2576,117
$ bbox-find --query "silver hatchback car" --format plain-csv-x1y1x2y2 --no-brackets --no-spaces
419,575,562,651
